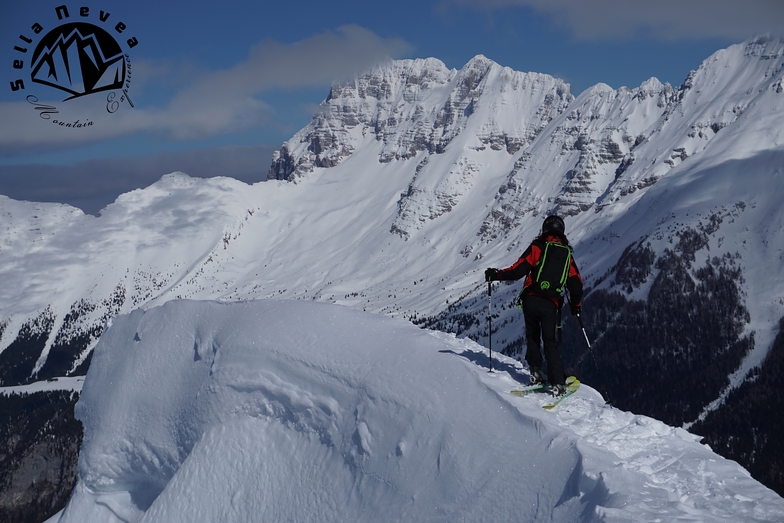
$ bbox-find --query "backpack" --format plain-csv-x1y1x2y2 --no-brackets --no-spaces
527,241,572,299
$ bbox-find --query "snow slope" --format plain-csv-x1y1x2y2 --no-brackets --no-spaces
52,299,784,523
0,376,84,396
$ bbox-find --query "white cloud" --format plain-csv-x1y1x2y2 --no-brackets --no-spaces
450,0,784,41
0,25,413,150
0,143,278,214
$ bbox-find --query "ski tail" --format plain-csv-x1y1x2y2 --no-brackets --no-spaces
510,383,548,397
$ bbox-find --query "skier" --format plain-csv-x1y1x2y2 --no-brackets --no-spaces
484,215,583,394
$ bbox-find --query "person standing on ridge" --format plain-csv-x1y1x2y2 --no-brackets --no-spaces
484,215,583,395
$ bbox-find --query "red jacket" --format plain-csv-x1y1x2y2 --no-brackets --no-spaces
497,234,583,307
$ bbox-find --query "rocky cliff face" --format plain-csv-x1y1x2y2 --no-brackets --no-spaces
270,55,571,244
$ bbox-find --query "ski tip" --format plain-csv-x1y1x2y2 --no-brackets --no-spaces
542,395,571,410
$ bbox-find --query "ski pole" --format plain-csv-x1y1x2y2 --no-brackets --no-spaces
576,313,612,405
487,281,493,372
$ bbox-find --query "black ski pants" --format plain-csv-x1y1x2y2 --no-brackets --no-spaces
522,294,565,386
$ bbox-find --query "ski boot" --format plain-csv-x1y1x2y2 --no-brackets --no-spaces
552,382,567,396
529,366,546,386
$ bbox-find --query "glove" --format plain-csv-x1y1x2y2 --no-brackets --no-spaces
569,303,582,316
485,268,499,282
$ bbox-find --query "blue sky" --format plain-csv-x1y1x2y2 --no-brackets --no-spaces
1,0,782,214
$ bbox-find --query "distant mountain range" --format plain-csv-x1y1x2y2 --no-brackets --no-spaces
2,35,784,499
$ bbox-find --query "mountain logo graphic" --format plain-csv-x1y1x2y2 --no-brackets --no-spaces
9,5,139,127
31,22,125,101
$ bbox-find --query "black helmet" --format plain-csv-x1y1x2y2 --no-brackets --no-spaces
542,215,565,234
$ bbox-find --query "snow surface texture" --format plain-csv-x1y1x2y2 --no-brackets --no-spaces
52,300,784,523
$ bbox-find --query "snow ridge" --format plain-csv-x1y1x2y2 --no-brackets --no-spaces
54,300,784,522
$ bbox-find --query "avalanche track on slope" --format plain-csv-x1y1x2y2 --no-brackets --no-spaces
52,300,784,523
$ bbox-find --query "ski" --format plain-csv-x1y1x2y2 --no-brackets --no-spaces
510,383,548,397
542,376,580,410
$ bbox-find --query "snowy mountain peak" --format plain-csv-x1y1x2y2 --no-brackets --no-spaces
686,35,784,96
742,34,784,59
637,76,667,92
267,54,572,180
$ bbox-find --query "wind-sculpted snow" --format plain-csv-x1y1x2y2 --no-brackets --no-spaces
54,300,784,522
